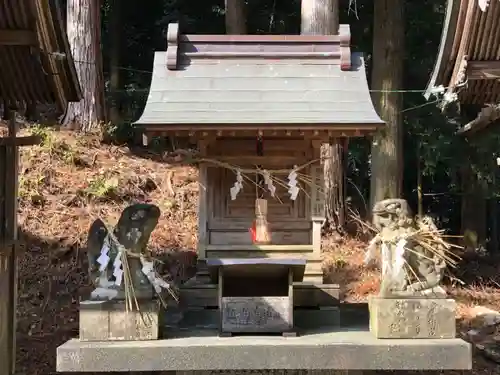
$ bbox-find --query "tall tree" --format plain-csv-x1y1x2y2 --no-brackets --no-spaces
369,0,405,209
301,0,345,232
225,0,247,34
63,0,106,131
108,0,122,125
301,0,338,35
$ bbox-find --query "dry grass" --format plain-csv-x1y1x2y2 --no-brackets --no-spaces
322,235,381,301
14,127,199,374
7,126,500,374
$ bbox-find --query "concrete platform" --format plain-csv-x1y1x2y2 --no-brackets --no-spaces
56,326,472,372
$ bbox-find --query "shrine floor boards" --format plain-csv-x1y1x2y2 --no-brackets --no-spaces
57,325,471,372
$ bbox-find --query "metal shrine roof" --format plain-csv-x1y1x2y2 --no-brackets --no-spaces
0,0,81,109
425,0,500,105
135,23,383,133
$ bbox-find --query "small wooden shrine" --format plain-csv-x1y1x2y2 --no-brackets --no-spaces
137,23,383,304
57,23,472,374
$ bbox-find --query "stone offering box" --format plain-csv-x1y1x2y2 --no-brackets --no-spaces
206,258,306,336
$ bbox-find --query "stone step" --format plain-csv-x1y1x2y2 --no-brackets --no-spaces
163,306,340,331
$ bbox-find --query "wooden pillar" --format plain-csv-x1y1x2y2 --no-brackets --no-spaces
197,139,210,260
0,107,19,375
310,140,325,256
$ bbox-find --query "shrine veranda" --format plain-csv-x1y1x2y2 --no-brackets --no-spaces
56,23,472,373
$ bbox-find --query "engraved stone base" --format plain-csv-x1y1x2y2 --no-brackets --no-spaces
368,295,456,339
222,296,292,333
79,299,159,341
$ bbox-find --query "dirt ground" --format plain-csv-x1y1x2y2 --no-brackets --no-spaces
8,127,500,374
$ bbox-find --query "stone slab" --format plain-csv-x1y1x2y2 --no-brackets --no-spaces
163,307,340,331
79,299,159,341
56,327,472,371
368,296,456,339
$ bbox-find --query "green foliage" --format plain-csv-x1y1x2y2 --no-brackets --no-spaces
30,125,56,149
84,176,119,199
101,120,136,145
29,125,80,165
19,174,46,205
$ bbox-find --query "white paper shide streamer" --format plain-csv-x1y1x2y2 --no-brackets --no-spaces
380,238,407,281
96,235,111,271
92,235,121,299
287,166,299,200
112,247,124,287
393,238,407,278
96,235,125,286
230,169,243,200
141,257,171,293
95,235,169,295
261,170,276,197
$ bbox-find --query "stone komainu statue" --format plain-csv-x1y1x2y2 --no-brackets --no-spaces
365,199,447,297
86,203,161,300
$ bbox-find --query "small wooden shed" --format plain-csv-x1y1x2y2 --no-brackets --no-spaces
0,1,81,374
425,0,500,134
0,0,81,110
135,23,383,290
425,0,500,252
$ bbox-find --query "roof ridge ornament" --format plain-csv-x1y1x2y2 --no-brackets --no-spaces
339,27,351,71
166,23,179,70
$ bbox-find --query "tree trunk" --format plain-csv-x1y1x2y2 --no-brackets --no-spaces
300,0,344,231
225,0,247,34
369,0,404,210
63,0,106,132
108,0,121,125
461,164,487,254
301,0,339,35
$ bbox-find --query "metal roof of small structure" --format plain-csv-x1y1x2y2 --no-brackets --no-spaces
135,23,383,135
0,0,81,109
425,0,500,106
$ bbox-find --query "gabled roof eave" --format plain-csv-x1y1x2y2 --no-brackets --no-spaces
424,0,462,100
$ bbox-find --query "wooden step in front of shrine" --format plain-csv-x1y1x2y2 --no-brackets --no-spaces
200,244,323,283
180,256,340,309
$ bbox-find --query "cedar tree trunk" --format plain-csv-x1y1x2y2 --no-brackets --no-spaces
301,0,345,231
225,0,247,34
63,0,106,131
370,0,404,209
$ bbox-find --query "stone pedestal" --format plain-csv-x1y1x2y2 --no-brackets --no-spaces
79,299,159,341
368,295,456,339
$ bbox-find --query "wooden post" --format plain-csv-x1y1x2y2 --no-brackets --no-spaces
197,139,210,260
0,107,19,375
217,267,225,336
